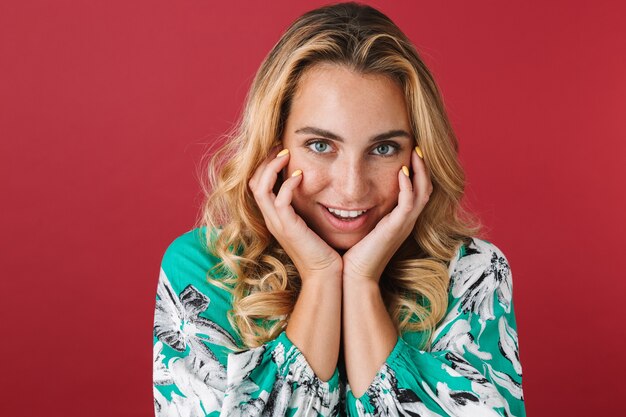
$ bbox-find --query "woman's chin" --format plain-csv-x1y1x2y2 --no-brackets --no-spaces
323,233,363,252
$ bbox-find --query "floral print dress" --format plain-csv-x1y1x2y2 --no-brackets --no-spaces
153,227,526,416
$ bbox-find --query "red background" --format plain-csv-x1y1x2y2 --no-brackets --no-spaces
1,1,624,415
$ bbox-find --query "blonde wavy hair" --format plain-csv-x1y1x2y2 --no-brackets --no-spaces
196,2,481,351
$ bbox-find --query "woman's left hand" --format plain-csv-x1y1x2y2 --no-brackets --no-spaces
342,146,432,284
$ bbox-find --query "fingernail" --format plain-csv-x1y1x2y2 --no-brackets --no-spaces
401,166,410,177
415,146,423,159
291,169,302,177
276,149,289,158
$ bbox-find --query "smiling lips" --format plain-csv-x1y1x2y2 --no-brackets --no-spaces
321,204,370,232
326,207,367,219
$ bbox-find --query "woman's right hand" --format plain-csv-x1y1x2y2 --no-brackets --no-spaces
248,146,343,282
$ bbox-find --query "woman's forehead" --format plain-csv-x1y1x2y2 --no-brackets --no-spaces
287,64,410,137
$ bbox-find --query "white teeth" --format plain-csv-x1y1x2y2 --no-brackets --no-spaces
327,207,367,218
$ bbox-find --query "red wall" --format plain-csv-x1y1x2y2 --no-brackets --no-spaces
1,1,624,415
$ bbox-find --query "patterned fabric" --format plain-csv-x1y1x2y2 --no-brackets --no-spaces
153,227,526,416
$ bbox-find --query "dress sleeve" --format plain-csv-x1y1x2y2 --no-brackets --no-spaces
219,329,341,417
344,238,526,417
153,229,342,416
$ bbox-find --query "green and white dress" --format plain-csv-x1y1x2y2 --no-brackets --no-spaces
153,227,526,416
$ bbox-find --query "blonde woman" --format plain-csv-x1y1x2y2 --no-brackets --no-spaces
152,2,525,416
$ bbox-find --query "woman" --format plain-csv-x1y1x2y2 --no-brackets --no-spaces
153,2,525,416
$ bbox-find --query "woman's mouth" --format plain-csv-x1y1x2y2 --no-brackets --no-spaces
321,204,370,231
326,207,367,219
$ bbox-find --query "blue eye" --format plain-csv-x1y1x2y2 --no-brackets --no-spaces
372,143,397,156
307,141,331,153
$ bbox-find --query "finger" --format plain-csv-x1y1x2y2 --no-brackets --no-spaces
273,169,305,231
251,149,292,226
249,145,283,190
396,165,415,214
255,148,291,198
274,169,302,210
411,146,433,206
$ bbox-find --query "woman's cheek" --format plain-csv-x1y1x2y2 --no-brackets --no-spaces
379,166,403,202
297,161,328,196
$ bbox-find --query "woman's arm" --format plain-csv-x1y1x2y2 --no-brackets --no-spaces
342,239,526,417
154,229,343,416
248,146,344,382
342,275,398,397
286,271,342,382
340,146,431,397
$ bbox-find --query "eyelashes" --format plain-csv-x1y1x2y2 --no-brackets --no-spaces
371,143,397,157
303,139,401,157
306,140,331,154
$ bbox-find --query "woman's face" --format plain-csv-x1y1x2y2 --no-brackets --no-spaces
281,63,414,250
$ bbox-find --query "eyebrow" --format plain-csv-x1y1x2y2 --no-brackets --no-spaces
294,126,413,143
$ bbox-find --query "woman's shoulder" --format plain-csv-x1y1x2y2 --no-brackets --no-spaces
159,226,232,296
448,236,510,275
155,226,242,349
446,236,514,318
161,226,218,269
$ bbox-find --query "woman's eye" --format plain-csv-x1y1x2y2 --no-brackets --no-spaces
372,143,397,156
307,141,331,153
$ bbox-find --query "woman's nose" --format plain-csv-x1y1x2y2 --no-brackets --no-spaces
333,159,370,203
